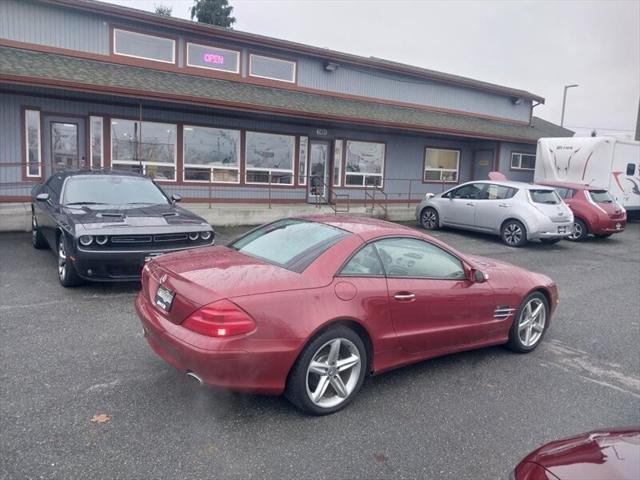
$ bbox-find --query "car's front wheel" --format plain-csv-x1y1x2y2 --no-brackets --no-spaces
501,220,527,247
506,292,549,353
286,326,367,415
31,214,47,249
57,235,83,287
420,207,439,230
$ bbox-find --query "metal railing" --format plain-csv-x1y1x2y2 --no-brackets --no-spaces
0,162,452,214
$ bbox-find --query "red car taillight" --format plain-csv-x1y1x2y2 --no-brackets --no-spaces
183,299,256,337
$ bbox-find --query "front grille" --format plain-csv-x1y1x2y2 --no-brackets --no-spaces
153,233,188,242
111,235,152,243
494,307,516,320
609,212,625,220
81,232,213,251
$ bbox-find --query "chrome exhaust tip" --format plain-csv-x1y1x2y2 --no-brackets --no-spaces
186,371,203,385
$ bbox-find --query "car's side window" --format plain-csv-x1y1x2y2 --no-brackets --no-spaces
45,174,64,204
485,184,515,200
373,237,466,280
451,183,486,200
339,244,385,276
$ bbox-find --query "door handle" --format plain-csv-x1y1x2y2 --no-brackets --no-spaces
466,202,475,206
498,203,510,208
394,292,416,302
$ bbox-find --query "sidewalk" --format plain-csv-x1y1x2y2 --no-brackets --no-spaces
0,202,418,232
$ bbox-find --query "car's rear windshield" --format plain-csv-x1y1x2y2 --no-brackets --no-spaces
63,176,169,205
589,190,615,203
229,219,349,272
529,189,561,205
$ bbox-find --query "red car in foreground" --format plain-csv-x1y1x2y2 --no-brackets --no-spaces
539,181,627,241
135,216,558,415
512,428,640,480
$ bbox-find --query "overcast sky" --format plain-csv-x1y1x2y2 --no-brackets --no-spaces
104,0,639,138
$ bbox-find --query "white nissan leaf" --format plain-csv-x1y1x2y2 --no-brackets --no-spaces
415,180,574,247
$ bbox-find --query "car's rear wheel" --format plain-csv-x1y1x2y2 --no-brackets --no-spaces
58,235,83,287
567,219,588,241
501,220,527,247
286,326,367,415
506,292,548,353
31,214,47,249
420,207,439,230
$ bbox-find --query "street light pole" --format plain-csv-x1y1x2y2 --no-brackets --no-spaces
560,84,579,127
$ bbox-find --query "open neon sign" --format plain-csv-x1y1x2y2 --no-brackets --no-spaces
203,53,225,64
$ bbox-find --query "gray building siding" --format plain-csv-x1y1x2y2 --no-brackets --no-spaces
1,90,528,201
1,0,533,123
499,142,536,182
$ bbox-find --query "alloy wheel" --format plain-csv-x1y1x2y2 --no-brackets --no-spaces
517,298,546,347
504,223,523,246
58,237,67,281
568,221,583,240
305,338,362,409
422,209,438,229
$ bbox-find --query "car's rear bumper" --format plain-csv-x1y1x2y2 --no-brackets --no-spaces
528,220,574,240
134,293,300,395
590,219,626,235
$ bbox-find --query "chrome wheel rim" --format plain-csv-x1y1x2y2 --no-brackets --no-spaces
31,216,37,244
504,223,523,245
305,338,361,409
422,209,437,229
518,298,546,347
569,222,583,240
58,237,67,281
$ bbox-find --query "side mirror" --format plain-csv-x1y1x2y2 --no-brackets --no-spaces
171,194,182,203
472,269,488,283
36,192,50,202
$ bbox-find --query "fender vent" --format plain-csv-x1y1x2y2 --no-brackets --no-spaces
494,307,516,320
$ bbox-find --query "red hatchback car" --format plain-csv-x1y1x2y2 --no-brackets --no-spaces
539,181,627,241
135,216,558,415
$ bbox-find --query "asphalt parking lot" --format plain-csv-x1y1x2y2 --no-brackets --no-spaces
1,220,639,480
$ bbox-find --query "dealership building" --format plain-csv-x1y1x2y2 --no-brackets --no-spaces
0,0,572,207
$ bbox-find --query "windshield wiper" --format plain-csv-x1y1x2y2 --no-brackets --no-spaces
65,201,107,205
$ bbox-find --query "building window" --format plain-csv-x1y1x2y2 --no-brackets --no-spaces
333,140,343,187
113,28,175,64
89,116,103,170
249,54,296,83
24,109,41,177
345,140,385,187
245,131,295,184
186,42,240,73
110,119,177,181
424,148,460,182
511,152,536,171
298,136,308,185
183,125,240,183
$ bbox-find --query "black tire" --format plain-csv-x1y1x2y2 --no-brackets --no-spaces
420,207,439,230
31,213,47,249
540,238,561,245
566,218,588,241
501,219,527,247
57,234,83,287
506,292,549,353
285,326,367,416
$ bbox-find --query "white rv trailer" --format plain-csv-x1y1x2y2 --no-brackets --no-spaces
534,136,640,212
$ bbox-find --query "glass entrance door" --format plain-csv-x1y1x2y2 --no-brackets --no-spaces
51,122,79,170
307,141,330,203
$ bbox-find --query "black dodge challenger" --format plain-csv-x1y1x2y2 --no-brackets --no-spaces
31,170,215,286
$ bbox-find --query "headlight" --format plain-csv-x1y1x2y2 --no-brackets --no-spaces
188,232,199,241
79,235,93,246
200,231,212,241
95,235,108,245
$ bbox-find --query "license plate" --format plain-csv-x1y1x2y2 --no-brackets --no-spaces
558,226,567,234
154,284,174,312
616,223,621,230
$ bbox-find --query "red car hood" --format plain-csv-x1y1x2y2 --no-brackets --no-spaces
518,429,640,480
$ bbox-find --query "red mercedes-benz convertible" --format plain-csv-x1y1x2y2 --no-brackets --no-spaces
135,216,558,415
